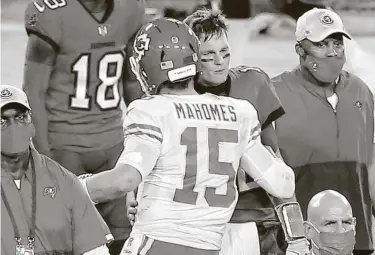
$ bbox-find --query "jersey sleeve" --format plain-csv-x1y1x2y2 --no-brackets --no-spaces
62,169,114,254
230,66,285,129
255,70,285,129
117,100,162,179
24,0,62,49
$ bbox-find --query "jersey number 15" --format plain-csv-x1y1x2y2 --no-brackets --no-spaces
70,52,124,110
173,127,238,208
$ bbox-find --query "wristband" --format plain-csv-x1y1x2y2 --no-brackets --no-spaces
275,202,305,243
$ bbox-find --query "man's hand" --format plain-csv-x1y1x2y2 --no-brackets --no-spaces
127,200,138,226
286,239,310,255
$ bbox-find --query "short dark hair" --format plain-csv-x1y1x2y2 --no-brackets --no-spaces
183,8,228,42
157,76,197,94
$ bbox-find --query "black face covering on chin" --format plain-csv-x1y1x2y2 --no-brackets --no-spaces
305,55,346,84
1,124,33,155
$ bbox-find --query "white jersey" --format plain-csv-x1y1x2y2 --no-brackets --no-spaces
118,93,261,250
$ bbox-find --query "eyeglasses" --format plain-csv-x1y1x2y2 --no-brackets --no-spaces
1,111,32,129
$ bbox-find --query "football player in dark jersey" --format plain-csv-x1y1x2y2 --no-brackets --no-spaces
23,0,145,253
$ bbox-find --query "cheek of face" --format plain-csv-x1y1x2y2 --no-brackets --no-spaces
199,34,231,85
200,61,229,85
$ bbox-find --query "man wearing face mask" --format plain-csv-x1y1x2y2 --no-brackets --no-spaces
305,190,356,255
272,8,375,255
1,85,114,254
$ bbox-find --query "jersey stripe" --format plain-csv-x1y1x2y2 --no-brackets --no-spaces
249,123,261,141
125,131,162,143
138,236,154,255
125,123,163,143
126,123,162,134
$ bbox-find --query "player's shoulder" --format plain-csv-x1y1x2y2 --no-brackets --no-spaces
25,0,68,17
127,95,174,117
229,66,270,82
229,65,272,95
25,0,68,33
219,94,258,118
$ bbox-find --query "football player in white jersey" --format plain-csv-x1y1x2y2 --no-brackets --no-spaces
79,17,295,255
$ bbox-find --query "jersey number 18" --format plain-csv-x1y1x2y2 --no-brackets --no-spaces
70,52,124,110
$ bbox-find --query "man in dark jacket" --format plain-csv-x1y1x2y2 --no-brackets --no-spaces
272,8,375,255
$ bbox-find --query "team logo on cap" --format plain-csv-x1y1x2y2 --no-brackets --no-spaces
321,14,333,25
1,88,13,100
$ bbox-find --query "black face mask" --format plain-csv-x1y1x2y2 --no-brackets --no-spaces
306,222,356,255
306,55,346,84
1,124,34,155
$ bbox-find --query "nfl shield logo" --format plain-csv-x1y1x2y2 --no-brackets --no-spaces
98,25,110,36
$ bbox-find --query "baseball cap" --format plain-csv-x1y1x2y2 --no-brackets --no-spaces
0,85,31,110
295,8,351,42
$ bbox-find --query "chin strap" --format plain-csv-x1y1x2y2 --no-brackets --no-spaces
275,202,306,244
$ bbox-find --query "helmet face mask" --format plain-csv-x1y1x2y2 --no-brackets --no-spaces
131,18,201,95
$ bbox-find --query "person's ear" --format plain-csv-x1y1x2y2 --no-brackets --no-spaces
295,43,305,57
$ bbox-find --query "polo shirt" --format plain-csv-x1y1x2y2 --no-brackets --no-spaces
272,67,374,250
1,144,113,254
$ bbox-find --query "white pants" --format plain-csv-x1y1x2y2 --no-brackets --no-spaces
220,222,260,255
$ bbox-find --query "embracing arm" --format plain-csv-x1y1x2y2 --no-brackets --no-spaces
84,130,161,204
240,135,295,199
85,163,142,204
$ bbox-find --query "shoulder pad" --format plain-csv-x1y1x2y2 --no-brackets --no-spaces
26,0,67,15
229,66,268,82
229,66,270,87
128,95,171,116
25,0,65,47
231,65,265,75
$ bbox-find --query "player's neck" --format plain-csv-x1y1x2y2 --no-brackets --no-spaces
80,0,107,13
159,82,198,96
1,150,30,179
197,76,221,88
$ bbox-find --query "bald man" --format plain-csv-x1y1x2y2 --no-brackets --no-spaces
304,190,356,255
